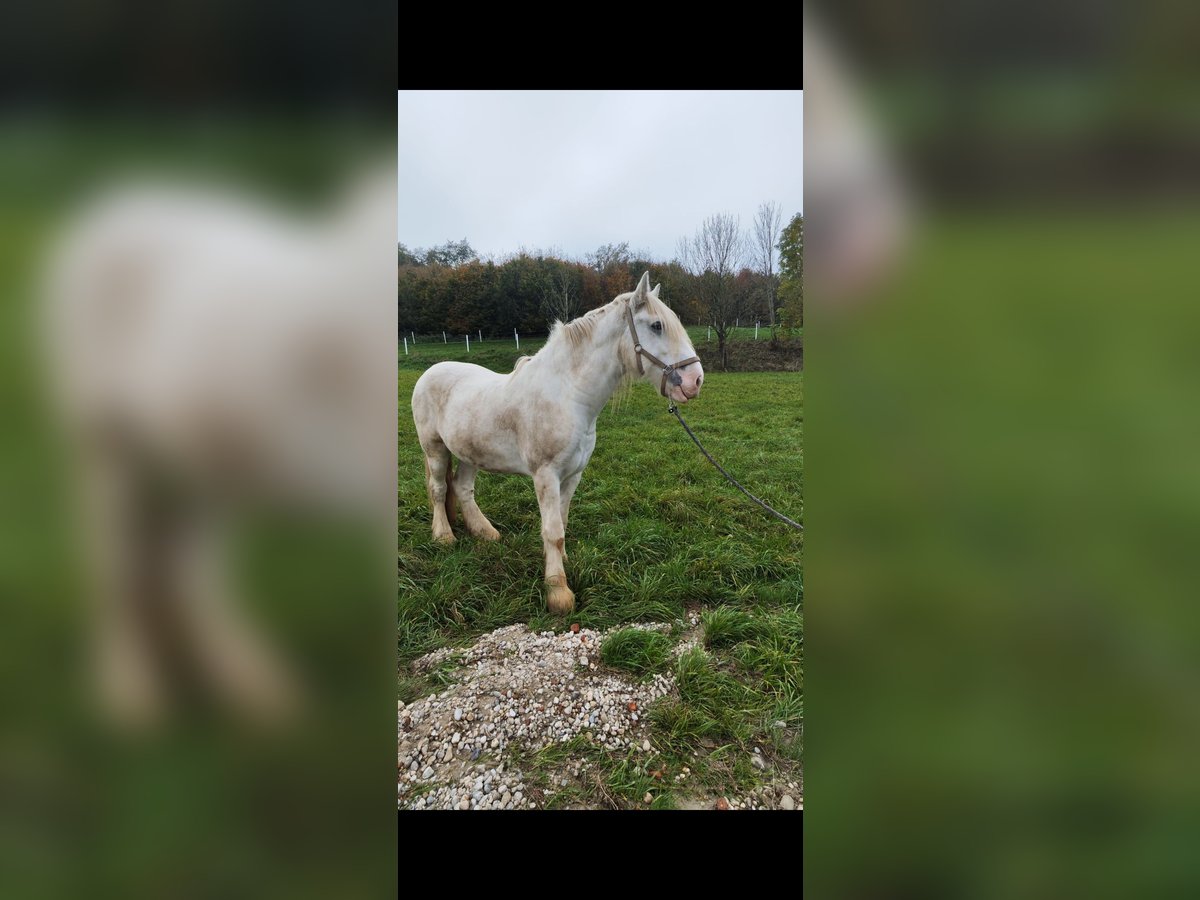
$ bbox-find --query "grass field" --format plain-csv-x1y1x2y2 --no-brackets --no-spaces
397,347,804,807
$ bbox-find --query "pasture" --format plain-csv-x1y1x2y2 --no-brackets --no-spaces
398,344,804,808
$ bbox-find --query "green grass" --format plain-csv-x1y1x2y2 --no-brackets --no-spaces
701,607,761,648
599,628,674,677
398,348,803,806
398,365,803,657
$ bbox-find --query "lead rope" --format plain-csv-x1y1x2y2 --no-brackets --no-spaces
667,402,803,532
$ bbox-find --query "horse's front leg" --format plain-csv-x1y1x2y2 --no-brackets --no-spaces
558,472,583,561
533,469,573,615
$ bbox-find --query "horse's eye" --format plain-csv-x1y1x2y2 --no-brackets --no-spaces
651,321,663,333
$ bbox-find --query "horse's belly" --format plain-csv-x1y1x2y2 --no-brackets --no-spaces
443,425,527,476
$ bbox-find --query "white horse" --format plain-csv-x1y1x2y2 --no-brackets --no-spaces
411,272,704,614
41,170,395,727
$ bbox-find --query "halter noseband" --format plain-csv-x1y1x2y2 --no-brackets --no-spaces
624,301,701,399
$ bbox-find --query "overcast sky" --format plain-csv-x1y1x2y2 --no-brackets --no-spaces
397,90,802,263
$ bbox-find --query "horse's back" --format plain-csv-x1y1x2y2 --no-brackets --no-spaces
413,361,505,406
412,362,530,472
412,361,507,437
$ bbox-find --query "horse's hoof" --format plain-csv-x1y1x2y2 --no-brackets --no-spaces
471,524,501,541
545,578,575,615
433,530,455,544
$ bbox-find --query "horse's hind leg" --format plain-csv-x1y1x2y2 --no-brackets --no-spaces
423,444,455,543
79,448,169,727
453,461,500,541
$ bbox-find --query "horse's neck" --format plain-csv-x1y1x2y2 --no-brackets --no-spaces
531,308,627,421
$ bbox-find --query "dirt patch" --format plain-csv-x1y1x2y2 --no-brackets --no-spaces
695,338,803,373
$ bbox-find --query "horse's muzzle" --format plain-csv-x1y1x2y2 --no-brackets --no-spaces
672,368,703,403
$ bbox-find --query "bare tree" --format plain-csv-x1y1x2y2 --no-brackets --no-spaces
674,235,692,272
586,241,631,274
752,201,783,325
680,213,748,370
541,264,581,325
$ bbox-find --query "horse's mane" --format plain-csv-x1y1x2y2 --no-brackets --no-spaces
549,292,688,352
550,301,613,351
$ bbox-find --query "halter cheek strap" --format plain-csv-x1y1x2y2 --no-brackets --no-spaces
624,301,701,399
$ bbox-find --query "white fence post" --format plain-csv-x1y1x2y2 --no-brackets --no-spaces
403,336,408,355
443,331,447,344
515,330,520,350
707,326,711,341
755,321,759,340
412,331,416,344
466,334,470,352
479,329,483,342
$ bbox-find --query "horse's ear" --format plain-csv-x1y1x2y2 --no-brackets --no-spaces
651,283,662,298
631,271,652,309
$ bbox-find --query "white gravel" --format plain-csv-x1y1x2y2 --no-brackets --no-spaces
398,623,674,810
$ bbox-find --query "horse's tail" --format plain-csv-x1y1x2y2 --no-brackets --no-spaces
444,463,457,527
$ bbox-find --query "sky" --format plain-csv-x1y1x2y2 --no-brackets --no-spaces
397,90,802,263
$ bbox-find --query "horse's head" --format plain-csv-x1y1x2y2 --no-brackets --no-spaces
624,271,704,404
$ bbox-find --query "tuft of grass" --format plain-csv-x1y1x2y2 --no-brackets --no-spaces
673,647,763,746
603,754,668,808
425,654,464,688
701,607,761,648
645,645,803,797
517,736,682,810
396,673,432,705
734,606,803,703
600,628,673,677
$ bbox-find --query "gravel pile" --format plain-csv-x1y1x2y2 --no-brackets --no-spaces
718,780,804,810
398,623,675,810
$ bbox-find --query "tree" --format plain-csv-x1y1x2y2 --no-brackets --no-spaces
587,242,635,304
678,213,748,370
777,213,803,332
586,241,630,274
752,201,783,326
423,238,477,267
445,261,497,334
653,261,701,325
397,242,421,266
540,260,581,326
496,252,547,333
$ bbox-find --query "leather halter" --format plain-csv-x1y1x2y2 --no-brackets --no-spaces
624,301,701,399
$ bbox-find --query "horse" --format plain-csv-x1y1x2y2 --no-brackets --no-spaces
40,169,395,727
411,271,704,614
